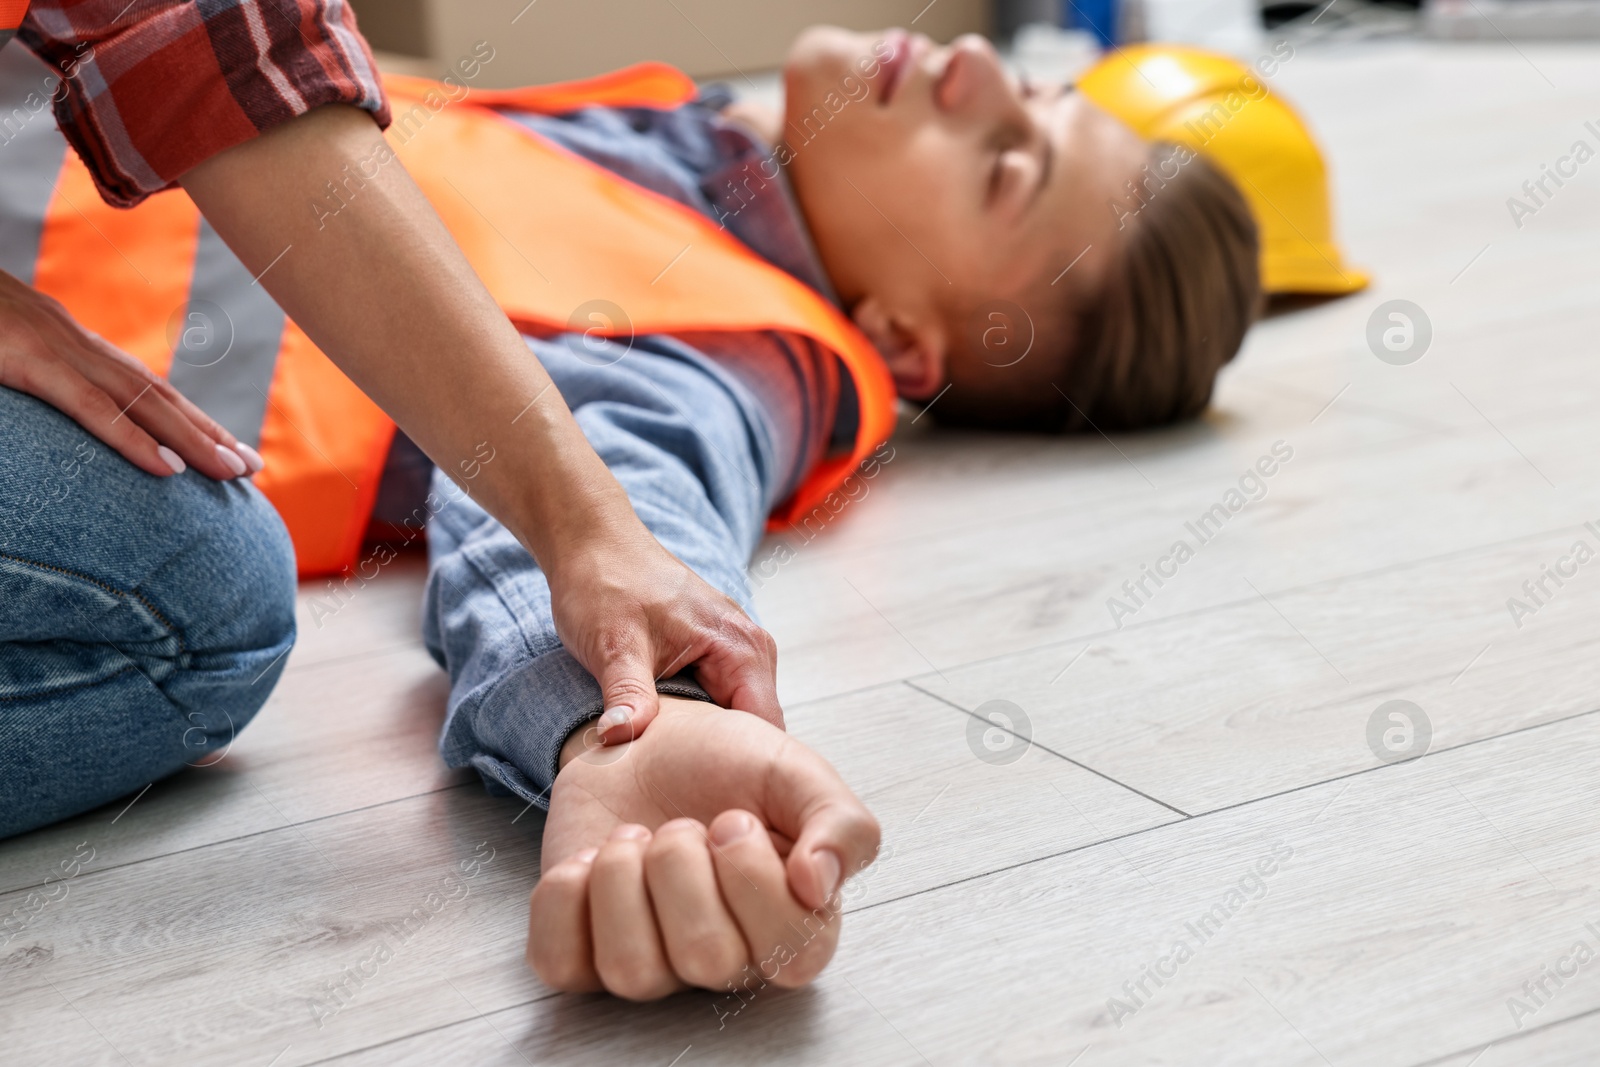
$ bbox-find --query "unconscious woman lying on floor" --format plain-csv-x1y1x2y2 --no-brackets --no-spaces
0,25,1258,999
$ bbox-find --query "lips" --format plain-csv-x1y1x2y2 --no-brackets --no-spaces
877,30,913,106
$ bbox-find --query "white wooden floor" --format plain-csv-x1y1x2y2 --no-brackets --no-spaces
7,40,1600,1066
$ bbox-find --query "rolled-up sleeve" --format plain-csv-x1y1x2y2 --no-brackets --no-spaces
18,0,390,207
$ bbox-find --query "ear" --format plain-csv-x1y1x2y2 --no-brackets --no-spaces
850,295,948,401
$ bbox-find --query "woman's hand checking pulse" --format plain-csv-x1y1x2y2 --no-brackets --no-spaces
0,269,260,481
549,528,785,745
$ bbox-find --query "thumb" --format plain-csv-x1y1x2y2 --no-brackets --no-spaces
766,747,881,910
594,654,661,745
786,801,880,910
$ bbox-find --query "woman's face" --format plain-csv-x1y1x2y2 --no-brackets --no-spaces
781,27,1149,398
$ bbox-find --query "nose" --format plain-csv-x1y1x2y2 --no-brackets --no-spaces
934,34,1025,120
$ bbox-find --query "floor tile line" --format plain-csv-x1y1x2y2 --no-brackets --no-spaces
895,516,1600,696
15,585,1599,912
295,990,565,1067
0,779,482,902
845,699,1600,918
902,679,1191,817
1400,1000,1600,1067
758,418,1445,576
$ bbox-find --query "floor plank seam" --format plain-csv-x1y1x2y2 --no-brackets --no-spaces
901,680,1192,818
842,699,1600,919
777,417,1452,569
1403,998,1600,1067
297,990,565,1067
0,779,482,903
885,515,1600,696
1190,699,1600,825
844,810,1190,918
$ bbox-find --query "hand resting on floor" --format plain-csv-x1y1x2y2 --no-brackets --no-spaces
527,696,880,999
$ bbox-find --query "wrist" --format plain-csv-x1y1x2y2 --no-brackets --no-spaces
558,716,601,770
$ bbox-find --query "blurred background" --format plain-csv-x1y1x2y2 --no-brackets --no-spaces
347,0,1600,85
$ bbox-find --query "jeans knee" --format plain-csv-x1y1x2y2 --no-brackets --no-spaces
141,480,297,720
155,483,297,762
225,484,297,647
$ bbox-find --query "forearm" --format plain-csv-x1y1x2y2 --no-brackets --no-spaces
177,104,628,571
423,337,773,802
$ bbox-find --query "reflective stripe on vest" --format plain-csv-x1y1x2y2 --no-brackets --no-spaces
0,42,60,281
0,43,393,578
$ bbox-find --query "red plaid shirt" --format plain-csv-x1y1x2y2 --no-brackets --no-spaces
16,0,390,207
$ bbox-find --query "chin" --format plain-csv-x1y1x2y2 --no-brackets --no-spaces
784,26,874,110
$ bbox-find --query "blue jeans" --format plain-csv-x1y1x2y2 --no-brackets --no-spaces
0,388,297,839
422,333,781,808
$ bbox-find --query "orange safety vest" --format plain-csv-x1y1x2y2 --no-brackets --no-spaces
0,0,25,43
0,52,896,578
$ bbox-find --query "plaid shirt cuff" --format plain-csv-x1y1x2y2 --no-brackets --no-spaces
20,0,390,208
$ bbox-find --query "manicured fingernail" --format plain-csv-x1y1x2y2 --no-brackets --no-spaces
157,446,186,474
234,441,264,473
609,824,650,842
597,706,632,732
215,443,247,477
814,849,842,900
710,811,757,847
572,848,599,863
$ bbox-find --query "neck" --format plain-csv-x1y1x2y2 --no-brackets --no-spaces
719,99,784,148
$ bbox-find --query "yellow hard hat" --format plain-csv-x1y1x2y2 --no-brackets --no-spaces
1076,44,1368,295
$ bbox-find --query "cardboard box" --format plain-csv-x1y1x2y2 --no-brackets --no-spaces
349,0,989,86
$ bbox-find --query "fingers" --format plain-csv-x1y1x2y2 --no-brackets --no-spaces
588,825,683,1001
12,357,182,478
644,819,749,989
153,375,265,474
692,614,785,730
14,325,257,480
710,809,841,989
768,743,882,911
68,323,259,478
83,365,253,481
595,649,660,745
526,847,602,993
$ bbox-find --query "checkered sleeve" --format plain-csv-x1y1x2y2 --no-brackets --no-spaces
18,0,391,207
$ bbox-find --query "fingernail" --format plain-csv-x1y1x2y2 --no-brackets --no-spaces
234,441,264,473
157,446,186,475
814,849,842,900
710,811,757,847
609,824,650,842
215,443,247,477
597,706,632,732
